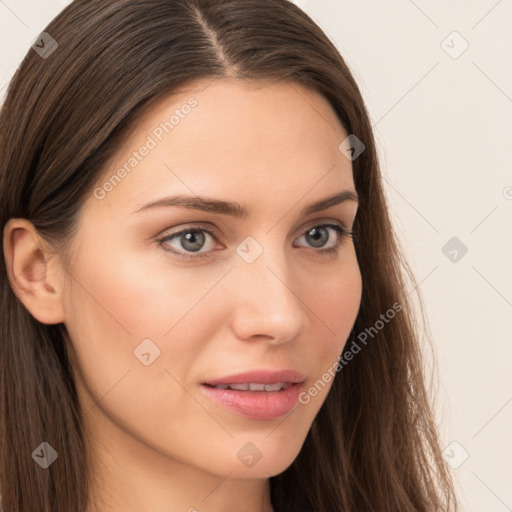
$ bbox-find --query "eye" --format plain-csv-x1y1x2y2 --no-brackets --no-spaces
157,222,353,260
158,224,218,258
293,223,352,258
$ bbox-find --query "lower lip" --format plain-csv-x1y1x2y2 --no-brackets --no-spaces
200,383,303,420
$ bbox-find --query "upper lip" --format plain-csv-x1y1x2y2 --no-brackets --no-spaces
202,369,306,386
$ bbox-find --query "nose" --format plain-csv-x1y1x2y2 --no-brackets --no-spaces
228,241,309,345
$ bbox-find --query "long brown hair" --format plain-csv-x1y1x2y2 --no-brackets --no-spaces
0,1,458,510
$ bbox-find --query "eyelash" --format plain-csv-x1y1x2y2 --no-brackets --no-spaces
156,222,354,261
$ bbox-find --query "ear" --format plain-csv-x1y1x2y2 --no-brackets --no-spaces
3,218,66,324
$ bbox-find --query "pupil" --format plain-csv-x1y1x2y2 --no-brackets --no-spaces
307,227,328,248
182,230,205,252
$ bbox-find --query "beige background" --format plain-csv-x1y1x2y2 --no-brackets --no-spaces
1,1,511,510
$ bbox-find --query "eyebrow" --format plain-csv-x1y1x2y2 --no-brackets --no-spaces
132,190,359,218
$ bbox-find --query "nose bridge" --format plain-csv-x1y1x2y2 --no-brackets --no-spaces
230,235,307,342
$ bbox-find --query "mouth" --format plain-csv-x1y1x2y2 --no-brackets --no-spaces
200,368,306,420
202,382,294,392
200,380,305,420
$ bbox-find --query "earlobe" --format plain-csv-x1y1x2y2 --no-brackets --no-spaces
3,218,66,324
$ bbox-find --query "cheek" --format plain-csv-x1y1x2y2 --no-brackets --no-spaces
62,243,230,399
62,248,227,457
311,255,362,347
298,255,362,401
65,240,226,340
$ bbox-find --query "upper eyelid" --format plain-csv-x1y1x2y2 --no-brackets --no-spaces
159,217,351,238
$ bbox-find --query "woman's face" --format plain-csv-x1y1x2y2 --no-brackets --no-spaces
62,79,361,485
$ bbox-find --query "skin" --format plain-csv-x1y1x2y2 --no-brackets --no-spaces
3,79,362,512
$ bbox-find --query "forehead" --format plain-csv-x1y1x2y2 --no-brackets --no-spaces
90,79,355,217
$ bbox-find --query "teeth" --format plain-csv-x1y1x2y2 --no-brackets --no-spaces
229,383,250,391
212,382,290,391
262,382,285,392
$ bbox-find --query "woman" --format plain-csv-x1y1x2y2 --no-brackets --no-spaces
0,0,459,511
